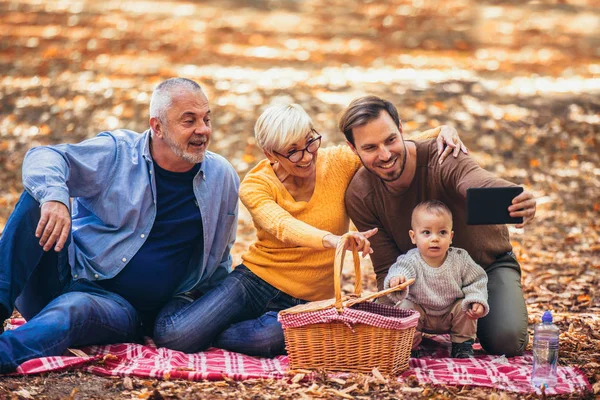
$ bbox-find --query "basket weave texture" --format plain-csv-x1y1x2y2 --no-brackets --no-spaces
278,234,419,375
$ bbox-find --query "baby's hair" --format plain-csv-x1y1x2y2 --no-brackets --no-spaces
411,200,453,228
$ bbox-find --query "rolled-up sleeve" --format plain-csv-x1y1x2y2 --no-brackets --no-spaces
22,133,119,209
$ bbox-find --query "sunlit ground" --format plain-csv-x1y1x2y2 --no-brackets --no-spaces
0,0,599,397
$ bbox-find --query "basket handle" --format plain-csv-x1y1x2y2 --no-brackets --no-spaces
344,278,415,307
333,233,362,312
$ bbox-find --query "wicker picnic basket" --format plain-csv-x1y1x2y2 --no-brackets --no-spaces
278,233,419,375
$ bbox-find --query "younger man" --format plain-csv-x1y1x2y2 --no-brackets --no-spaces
384,200,488,358
341,95,537,356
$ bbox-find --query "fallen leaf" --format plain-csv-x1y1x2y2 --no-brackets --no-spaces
400,387,424,393
67,348,89,357
328,377,345,385
342,383,358,393
15,389,34,399
577,294,591,303
326,388,354,399
69,387,79,400
372,367,387,383
102,354,118,362
593,380,600,394
123,376,134,390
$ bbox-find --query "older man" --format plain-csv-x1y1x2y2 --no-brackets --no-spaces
341,95,536,357
0,78,239,373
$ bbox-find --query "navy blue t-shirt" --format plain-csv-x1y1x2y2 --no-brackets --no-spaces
100,162,203,313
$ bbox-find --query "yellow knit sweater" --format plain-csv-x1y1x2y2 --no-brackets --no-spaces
240,145,362,301
240,128,441,302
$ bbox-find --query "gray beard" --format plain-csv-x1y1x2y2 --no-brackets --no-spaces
163,131,206,164
172,146,205,164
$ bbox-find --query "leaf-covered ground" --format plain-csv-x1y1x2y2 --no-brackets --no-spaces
0,0,599,398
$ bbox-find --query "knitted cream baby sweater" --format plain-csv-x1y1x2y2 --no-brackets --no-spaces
383,247,489,317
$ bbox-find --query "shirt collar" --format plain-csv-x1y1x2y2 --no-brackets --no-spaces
142,129,153,162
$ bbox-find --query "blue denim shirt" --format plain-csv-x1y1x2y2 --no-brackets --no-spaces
22,129,239,295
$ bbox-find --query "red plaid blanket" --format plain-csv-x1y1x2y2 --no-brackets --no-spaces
4,318,591,395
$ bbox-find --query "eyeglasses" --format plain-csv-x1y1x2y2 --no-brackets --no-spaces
274,133,322,163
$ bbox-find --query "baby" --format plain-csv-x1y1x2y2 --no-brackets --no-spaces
384,200,489,358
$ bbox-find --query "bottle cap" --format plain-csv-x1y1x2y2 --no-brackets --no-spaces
542,310,553,323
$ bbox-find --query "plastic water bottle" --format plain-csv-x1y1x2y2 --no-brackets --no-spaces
531,311,559,389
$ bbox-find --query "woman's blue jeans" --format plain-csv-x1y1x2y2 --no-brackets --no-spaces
153,264,306,358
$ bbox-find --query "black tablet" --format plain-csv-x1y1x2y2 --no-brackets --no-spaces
466,187,524,225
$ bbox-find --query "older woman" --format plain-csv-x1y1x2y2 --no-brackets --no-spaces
154,103,465,357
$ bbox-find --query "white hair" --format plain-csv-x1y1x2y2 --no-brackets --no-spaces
149,78,204,122
254,103,314,154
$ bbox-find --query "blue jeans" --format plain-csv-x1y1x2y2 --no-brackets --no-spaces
0,192,300,373
0,192,141,373
154,264,306,357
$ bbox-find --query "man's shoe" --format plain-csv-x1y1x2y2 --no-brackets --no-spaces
451,340,474,358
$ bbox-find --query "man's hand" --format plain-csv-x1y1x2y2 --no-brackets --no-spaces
437,125,468,164
389,275,406,288
508,190,537,228
466,302,485,319
36,201,71,252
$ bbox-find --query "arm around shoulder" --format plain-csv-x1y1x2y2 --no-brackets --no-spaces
407,127,441,141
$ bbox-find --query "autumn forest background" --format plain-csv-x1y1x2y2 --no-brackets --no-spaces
0,0,599,398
